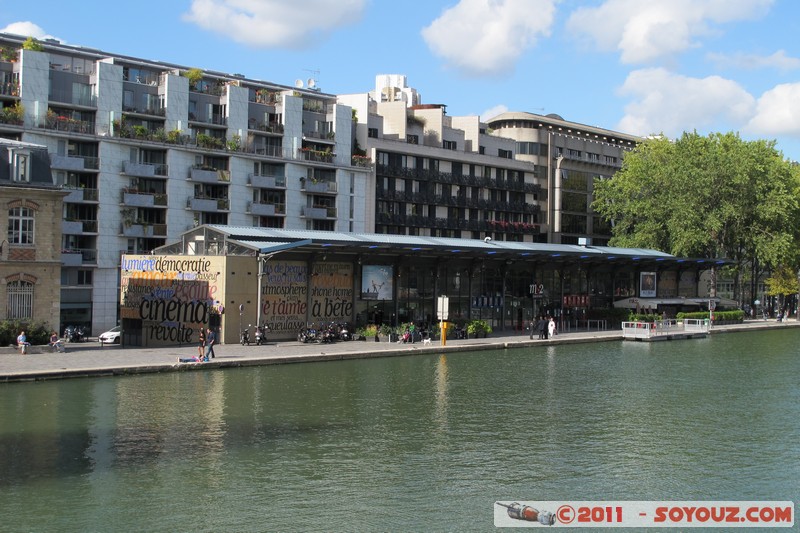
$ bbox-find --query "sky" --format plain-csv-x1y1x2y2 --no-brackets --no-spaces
2,0,799,161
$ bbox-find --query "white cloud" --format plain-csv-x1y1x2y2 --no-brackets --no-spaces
421,0,556,77
745,83,800,136
567,0,773,64
707,50,800,72
616,68,756,137
182,0,366,48
480,104,509,122
0,21,60,42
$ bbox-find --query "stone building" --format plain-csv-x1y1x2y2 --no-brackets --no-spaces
0,138,65,329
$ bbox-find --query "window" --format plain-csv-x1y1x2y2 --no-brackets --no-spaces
498,149,513,159
443,140,457,150
8,207,34,245
407,134,418,144
7,280,33,319
14,153,29,182
368,127,378,138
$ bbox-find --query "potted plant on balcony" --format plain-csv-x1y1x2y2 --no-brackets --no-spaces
184,68,203,90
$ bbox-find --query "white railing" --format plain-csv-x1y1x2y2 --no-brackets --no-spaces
623,319,709,339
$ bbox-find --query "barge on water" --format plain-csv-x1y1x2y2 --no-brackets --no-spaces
622,318,710,342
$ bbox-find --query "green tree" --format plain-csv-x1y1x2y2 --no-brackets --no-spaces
592,131,800,302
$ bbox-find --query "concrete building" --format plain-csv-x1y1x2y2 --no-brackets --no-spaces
0,33,369,335
0,138,65,329
486,111,640,245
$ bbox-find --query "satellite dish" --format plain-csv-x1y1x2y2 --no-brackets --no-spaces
307,78,316,89
294,79,304,88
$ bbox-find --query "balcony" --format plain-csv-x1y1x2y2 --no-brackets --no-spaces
61,250,83,267
351,155,373,169
301,206,337,219
248,174,286,188
121,189,168,207
122,160,168,177
300,179,337,194
189,167,230,183
120,223,167,238
62,219,98,234
63,187,99,203
50,154,99,171
298,149,334,164
186,196,229,212
247,202,286,216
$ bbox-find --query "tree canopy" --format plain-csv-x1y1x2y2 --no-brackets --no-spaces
592,131,800,300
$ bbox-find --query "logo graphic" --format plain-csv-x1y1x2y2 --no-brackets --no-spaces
496,502,555,525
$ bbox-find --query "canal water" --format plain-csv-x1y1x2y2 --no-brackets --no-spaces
1,330,798,531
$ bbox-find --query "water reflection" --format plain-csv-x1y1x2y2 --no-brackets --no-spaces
433,354,449,431
1,331,799,531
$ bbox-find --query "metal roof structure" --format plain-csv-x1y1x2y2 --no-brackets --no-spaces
159,225,727,271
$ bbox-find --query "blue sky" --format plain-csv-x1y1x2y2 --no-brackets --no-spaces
2,0,799,161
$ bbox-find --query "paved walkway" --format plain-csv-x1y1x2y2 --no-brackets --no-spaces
1,320,796,383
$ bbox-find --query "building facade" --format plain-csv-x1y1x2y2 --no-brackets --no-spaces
0,138,65,329
1,35,645,336
0,33,370,335
120,225,722,346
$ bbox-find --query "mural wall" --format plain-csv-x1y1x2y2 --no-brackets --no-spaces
120,255,225,346
260,260,354,333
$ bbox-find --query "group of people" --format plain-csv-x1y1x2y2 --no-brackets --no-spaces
178,327,216,363
14,330,68,354
530,316,557,340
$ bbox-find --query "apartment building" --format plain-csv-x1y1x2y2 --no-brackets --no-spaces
486,111,640,245
0,138,65,329
0,33,369,335
340,76,546,241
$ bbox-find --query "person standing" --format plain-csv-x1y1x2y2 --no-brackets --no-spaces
205,328,216,360
548,317,556,338
197,328,206,358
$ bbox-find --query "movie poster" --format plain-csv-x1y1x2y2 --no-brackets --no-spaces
361,265,394,300
640,271,656,298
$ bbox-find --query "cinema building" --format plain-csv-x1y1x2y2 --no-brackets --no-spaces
118,225,723,346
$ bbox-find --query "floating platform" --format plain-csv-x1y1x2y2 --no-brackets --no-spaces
622,319,710,342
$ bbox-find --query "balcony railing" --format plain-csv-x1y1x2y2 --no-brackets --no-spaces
0,82,20,97
63,187,99,203
50,154,99,171
42,117,95,134
122,105,166,117
189,167,230,183
301,206,337,219
247,202,286,216
298,149,335,164
49,89,96,107
120,223,167,238
186,196,229,211
248,174,286,188
351,155,373,168
61,248,97,265
62,219,98,234
300,179,337,194
122,189,168,207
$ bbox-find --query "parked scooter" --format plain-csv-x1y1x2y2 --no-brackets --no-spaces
240,325,250,345
254,324,268,345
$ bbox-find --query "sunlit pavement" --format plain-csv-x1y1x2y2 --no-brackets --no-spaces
1,320,796,382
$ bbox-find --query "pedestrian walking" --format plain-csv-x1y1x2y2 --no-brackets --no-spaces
548,317,556,338
538,316,547,339
205,328,216,360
